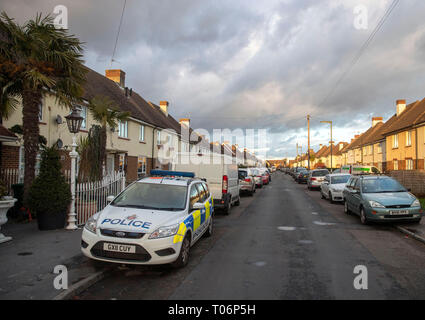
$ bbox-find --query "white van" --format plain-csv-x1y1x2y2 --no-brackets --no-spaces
172,153,240,215
340,165,380,175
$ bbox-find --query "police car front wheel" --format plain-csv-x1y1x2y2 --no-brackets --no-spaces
172,235,191,268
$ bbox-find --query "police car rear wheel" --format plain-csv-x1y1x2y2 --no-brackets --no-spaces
172,236,190,268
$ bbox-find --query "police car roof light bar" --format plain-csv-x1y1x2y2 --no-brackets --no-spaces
150,170,195,178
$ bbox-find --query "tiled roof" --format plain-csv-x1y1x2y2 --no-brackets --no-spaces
83,68,185,134
315,146,328,158
381,98,425,135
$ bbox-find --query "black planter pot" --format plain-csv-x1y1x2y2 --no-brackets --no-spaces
37,211,66,230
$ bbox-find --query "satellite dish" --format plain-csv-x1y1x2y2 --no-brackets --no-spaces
56,115,63,124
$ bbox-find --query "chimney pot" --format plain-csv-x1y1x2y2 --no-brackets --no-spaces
105,69,126,87
396,99,406,116
179,118,190,128
159,101,169,116
372,116,383,127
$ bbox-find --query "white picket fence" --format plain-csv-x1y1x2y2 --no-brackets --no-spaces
76,171,126,225
0,168,126,226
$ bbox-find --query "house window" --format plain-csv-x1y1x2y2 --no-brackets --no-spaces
393,159,398,170
393,134,398,148
406,131,412,147
79,106,87,129
137,156,147,177
377,143,382,154
139,125,145,142
157,130,161,145
406,159,413,170
118,121,128,138
118,154,125,171
38,103,43,121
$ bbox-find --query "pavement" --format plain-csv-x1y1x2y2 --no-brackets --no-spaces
0,220,97,300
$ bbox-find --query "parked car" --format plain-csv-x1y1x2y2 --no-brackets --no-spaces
297,170,310,184
307,169,329,190
173,153,240,215
238,168,256,196
292,167,307,180
320,173,351,203
251,168,264,188
81,170,213,268
259,168,270,185
343,175,423,225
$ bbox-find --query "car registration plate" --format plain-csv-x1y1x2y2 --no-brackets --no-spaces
103,243,136,253
388,210,409,215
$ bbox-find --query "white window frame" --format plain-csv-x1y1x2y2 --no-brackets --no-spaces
137,156,147,177
393,134,398,149
157,130,162,145
393,159,398,170
118,121,128,138
79,106,87,130
139,125,145,142
406,131,412,147
406,159,413,170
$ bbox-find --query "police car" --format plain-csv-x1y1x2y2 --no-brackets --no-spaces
81,170,214,268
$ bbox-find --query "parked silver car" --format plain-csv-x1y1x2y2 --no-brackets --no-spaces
307,169,330,190
238,168,256,196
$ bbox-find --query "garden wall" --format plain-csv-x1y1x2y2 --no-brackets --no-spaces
387,170,425,197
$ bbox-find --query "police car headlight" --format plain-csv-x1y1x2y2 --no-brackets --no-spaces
149,224,179,239
84,216,97,234
411,199,421,207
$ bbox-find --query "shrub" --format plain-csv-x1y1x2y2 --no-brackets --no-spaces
27,146,71,216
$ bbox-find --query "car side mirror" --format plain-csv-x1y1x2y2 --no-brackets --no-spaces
191,202,204,211
407,188,412,192
107,195,115,203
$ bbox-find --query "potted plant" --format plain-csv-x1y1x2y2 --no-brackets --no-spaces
0,180,17,243
27,146,72,230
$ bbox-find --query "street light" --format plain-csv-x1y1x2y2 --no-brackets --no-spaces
320,120,333,171
65,108,83,230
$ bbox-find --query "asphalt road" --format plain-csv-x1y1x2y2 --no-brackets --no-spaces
76,172,425,300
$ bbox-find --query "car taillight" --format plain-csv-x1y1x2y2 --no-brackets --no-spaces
244,178,251,182
222,175,228,194
311,177,316,181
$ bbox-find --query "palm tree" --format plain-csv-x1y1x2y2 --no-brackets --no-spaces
0,12,86,204
87,95,130,171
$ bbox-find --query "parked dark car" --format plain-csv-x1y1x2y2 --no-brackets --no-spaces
297,170,310,184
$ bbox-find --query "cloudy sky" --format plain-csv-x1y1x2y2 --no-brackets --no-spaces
2,0,425,159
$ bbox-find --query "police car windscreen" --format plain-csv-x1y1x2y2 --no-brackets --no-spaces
111,183,187,211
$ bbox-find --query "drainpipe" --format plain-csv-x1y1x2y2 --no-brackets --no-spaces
152,126,159,172
415,127,418,169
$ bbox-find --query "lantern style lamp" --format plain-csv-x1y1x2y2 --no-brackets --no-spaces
65,108,83,230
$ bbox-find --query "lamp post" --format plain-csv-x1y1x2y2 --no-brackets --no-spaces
320,121,333,171
65,108,83,230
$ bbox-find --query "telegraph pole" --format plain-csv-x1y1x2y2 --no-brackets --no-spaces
307,115,310,170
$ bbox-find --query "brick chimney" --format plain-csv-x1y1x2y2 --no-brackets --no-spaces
355,134,360,139
159,101,169,116
372,117,383,127
179,118,190,128
105,69,125,87
396,99,406,116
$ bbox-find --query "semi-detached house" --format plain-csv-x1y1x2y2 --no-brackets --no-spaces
0,68,197,183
